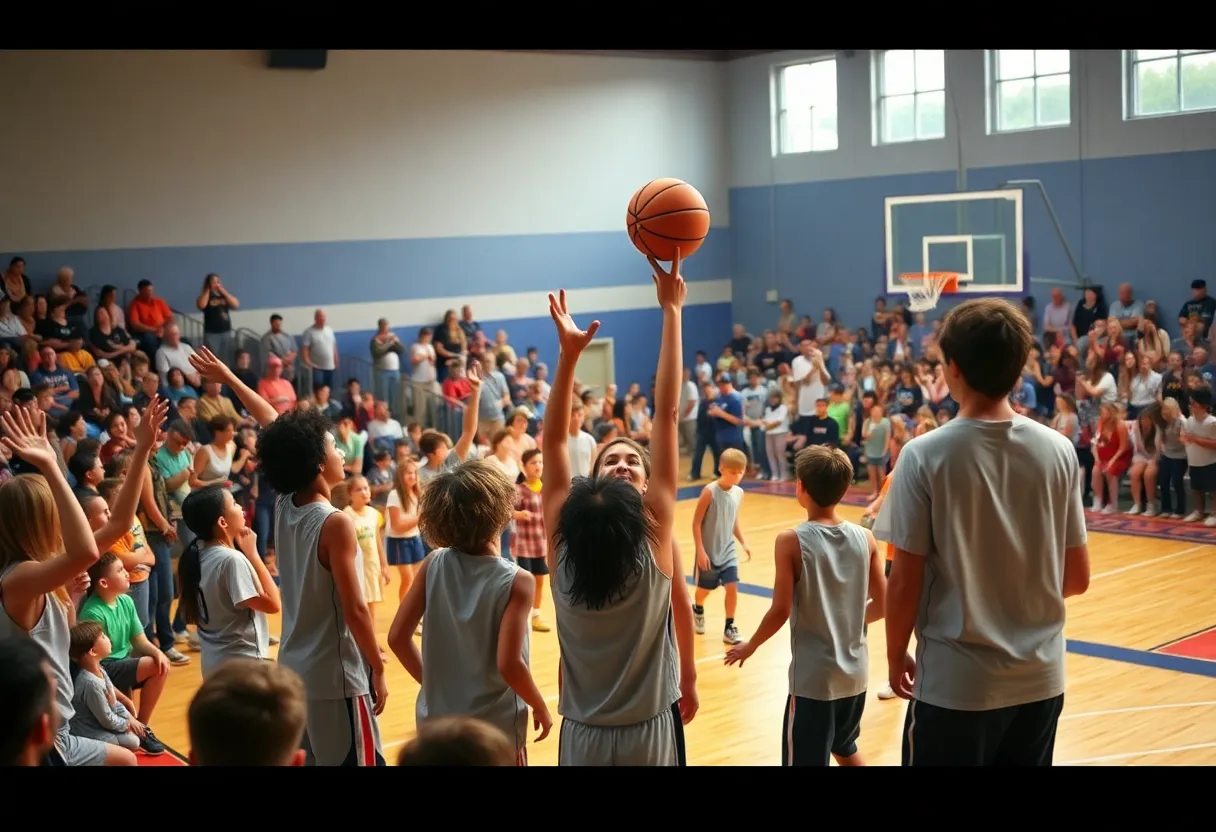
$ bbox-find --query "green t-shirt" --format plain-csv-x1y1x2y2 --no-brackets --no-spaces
827,401,851,441
79,593,142,660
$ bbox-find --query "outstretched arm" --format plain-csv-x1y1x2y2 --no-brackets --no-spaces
451,364,482,462
541,290,601,575
189,347,279,429
95,398,169,552
724,530,799,667
642,251,687,574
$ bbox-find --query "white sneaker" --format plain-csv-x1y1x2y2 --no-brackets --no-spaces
1101,505,1117,515
693,608,705,635
1126,505,1141,516
1142,506,1157,518
877,684,898,701
1090,500,1104,513
1204,515,1216,528
1183,511,1202,522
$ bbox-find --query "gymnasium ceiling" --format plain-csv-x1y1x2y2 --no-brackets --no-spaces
502,50,794,62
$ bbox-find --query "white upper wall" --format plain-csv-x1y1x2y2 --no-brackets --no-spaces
0,50,729,252
729,49,1216,188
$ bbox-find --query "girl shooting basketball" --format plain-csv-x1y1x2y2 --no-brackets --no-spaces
541,252,699,766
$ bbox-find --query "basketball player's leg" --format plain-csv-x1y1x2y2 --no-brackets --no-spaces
901,699,1015,766
993,695,1065,765
828,693,867,766
301,696,386,767
692,566,723,634
781,695,844,767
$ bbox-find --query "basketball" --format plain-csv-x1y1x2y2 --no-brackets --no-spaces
626,178,711,262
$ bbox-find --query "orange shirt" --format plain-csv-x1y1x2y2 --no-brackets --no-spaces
258,377,297,414
128,296,173,333
111,528,151,584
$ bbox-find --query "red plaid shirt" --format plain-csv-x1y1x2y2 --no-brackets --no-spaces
513,482,546,561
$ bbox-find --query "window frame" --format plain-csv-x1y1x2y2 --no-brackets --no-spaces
772,56,840,156
1124,49,1216,119
986,50,1072,134
872,49,947,146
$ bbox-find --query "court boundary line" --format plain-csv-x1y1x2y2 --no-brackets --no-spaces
1150,624,1216,653
1058,741,1216,765
1089,544,1209,579
1061,700,1216,720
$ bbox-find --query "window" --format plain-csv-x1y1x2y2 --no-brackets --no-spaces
1127,50,1216,117
989,50,1071,132
875,50,946,144
775,58,838,154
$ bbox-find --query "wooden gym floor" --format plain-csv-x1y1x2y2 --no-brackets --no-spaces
148,475,1216,766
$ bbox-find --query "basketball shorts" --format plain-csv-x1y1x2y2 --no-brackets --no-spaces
558,707,680,766
696,564,739,591
302,694,386,767
901,694,1064,766
782,692,866,766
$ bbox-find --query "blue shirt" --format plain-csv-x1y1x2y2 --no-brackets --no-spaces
713,391,744,446
30,367,79,405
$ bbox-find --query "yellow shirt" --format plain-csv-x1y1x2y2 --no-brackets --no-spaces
58,349,96,375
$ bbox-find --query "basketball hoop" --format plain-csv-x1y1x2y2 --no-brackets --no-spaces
898,272,960,312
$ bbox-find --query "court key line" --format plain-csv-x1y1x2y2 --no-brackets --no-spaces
380,652,729,752
1057,741,1216,765
1060,700,1216,720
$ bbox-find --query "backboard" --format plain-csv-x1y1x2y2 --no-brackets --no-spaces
884,189,1024,295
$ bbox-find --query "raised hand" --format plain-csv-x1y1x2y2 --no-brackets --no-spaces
0,407,57,471
466,362,482,392
646,248,687,311
134,397,170,449
189,346,233,385
548,290,601,356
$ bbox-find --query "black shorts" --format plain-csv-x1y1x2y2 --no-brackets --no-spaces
101,656,146,695
782,692,865,766
516,556,549,576
1190,463,1216,494
696,564,739,591
901,694,1065,766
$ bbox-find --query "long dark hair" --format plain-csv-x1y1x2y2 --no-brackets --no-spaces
553,476,658,610
177,486,229,626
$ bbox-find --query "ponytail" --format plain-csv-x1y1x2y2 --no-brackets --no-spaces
176,538,205,626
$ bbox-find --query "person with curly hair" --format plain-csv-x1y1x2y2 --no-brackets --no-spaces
188,347,387,767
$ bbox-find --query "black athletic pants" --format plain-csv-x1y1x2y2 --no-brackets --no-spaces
901,694,1065,766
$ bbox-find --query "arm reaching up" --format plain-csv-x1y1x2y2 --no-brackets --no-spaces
189,347,279,429
95,397,170,552
541,290,601,576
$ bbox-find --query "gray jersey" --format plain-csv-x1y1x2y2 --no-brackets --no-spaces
789,521,871,701
873,415,1087,712
701,482,743,569
552,547,679,727
196,545,269,678
416,548,529,748
0,564,75,727
275,494,370,700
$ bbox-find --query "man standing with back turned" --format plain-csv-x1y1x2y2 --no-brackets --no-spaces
874,297,1091,766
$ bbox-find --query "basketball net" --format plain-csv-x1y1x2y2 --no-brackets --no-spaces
898,272,959,312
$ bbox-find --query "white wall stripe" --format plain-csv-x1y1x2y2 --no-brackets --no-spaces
226,278,733,335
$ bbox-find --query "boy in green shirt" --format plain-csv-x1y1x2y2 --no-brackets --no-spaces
78,552,171,755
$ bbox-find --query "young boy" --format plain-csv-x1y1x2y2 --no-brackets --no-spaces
366,449,394,508
690,447,752,645
188,659,307,766
68,621,143,757
418,363,482,486
874,297,1089,767
725,445,886,766
188,346,386,766
1181,386,1216,524
397,716,516,767
77,553,169,755
387,460,553,766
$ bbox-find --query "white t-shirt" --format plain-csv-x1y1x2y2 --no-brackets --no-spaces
567,429,597,479
302,325,337,371
679,380,699,422
156,342,198,384
368,418,404,442
384,488,420,539
790,354,827,416
410,342,437,384
196,545,269,678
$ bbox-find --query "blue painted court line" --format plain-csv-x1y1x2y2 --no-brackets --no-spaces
695,577,1216,680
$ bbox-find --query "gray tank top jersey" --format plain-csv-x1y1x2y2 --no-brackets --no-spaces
274,494,369,700
0,563,75,725
789,522,871,701
416,548,529,747
196,545,270,678
552,546,679,727
702,483,743,569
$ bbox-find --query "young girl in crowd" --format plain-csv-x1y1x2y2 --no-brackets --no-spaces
512,449,550,633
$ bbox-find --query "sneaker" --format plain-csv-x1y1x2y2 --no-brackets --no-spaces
723,623,742,645
531,614,551,633
1126,504,1141,516
1204,515,1216,528
1142,506,1157,518
1089,500,1103,513
1101,505,1117,515
140,728,166,756
1183,511,1202,523
164,647,190,666
693,608,705,635
877,684,898,701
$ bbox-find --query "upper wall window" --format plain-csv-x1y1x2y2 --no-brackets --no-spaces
775,57,839,155
1127,50,1216,118
874,50,946,144
989,50,1071,132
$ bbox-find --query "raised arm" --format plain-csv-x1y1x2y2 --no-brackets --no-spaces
541,289,601,563
189,346,279,429
95,398,169,552
642,251,687,533
450,363,482,462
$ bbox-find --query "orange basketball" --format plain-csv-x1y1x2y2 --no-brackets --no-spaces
626,178,711,262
